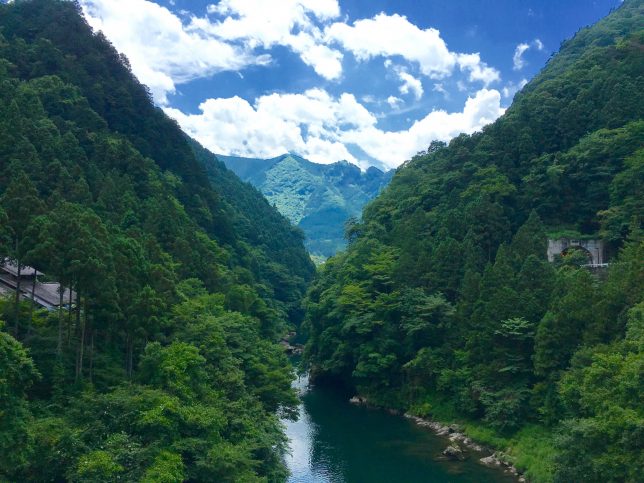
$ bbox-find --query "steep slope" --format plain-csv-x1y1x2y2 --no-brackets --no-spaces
220,153,393,260
0,0,312,480
304,1,643,482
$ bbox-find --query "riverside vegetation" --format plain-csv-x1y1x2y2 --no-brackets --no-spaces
0,0,642,482
0,0,315,481
303,1,644,482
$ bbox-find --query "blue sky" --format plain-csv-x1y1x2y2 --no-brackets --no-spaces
79,0,622,169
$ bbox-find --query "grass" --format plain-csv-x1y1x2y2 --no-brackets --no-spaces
546,227,599,240
509,425,556,483
405,391,556,482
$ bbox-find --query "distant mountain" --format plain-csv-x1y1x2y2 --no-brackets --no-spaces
219,153,394,260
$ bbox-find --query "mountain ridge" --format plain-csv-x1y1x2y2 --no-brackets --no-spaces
0,1,313,480
218,152,394,260
303,1,643,481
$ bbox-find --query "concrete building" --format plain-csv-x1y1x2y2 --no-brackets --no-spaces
547,238,607,267
0,259,76,310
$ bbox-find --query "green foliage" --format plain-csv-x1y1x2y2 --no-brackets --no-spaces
141,451,185,483
0,1,312,480
304,1,644,480
0,328,40,476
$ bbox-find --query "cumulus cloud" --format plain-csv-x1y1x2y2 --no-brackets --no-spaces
342,89,505,168
80,0,345,105
326,13,455,77
387,96,404,109
164,89,373,166
81,1,502,110
326,12,500,86
513,39,544,70
165,88,505,170
80,1,507,168
398,71,424,100
80,0,268,104
456,53,500,86
385,62,424,100
201,0,344,80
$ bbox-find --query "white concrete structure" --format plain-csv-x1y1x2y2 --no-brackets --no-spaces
547,238,606,266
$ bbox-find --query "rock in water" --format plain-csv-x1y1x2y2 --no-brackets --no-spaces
479,455,502,467
442,445,466,461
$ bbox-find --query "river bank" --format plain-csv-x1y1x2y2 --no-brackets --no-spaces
283,375,519,483
348,395,525,481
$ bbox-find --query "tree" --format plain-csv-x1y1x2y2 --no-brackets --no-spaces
0,327,41,478
534,268,599,377
0,171,44,337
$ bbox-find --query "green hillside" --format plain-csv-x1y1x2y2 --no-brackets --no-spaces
304,1,644,482
0,0,313,481
219,153,393,261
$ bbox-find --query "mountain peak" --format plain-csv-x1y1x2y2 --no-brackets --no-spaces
220,153,393,260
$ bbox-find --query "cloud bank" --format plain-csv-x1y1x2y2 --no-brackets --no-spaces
165,88,504,170
80,0,508,168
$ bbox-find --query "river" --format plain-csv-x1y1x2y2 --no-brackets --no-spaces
283,374,516,483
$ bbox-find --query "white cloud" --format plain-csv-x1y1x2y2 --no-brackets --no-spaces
80,0,503,112
513,43,530,70
387,96,404,109
287,32,344,80
327,12,499,86
80,0,345,105
398,71,424,100
80,1,507,169
201,0,344,80
513,39,544,71
164,89,374,166
502,78,528,99
456,53,500,86
326,13,455,77
342,89,505,168
80,0,268,104
433,83,449,99
165,88,505,170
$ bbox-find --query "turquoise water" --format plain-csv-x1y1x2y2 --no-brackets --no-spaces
284,376,516,483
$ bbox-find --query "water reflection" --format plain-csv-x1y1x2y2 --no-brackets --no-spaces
284,375,516,483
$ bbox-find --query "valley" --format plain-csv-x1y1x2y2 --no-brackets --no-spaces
0,1,641,482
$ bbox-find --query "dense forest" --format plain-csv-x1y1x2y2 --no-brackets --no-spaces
0,0,315,481
304,1,643,482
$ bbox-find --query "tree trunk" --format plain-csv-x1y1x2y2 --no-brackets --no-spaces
89,329,95,384
57,281,63,356
75,288,81,345
125,333,134,379
76,296,88,382
13,260,21,338
27,269,37,336
67,283,74,347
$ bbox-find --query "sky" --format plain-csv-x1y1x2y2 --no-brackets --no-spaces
77,0,623,170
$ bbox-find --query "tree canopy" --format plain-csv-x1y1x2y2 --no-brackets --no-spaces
304,1,644,481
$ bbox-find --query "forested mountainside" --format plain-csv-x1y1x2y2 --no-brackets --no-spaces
0,0,314,480
219,153,393,261
304,1,644,482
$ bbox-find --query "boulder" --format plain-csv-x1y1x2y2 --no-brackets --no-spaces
479,455,502,468
442,444,466,461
